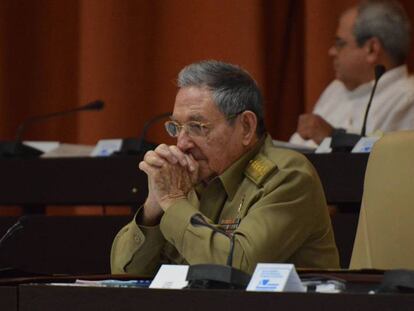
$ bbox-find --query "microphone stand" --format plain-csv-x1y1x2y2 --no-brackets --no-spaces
0,216,40,278
185,214,251,289
115,112,171,156
0,100,104,158
361,65,386,137
330,65,386,152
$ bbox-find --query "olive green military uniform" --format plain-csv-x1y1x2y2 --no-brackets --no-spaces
111,134,339,275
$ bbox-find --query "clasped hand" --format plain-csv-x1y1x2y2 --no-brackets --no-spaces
297,113,334,144
139,144,199,213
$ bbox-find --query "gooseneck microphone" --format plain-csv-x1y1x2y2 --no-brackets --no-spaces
115,112,171,155
187,214,250,289
0,217,27,249
0,100,105,157
190,214,236,266
136,112,172,153
0,216,27,276
0,216,44,278
361,64,386,136
15,100,105,143
330,64,386,152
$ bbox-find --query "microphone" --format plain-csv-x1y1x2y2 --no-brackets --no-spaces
15,99,105,143
330,64,386,152
115,112,171,156
0,216,27,277
0,216,27,249
137,112,172,152
361,64,386,136
185,214,251,289
190,214,236,266
0,216,46,278
0,100,104,158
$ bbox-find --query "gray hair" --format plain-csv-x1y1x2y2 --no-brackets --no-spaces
177,60,266,136
354,0,411,65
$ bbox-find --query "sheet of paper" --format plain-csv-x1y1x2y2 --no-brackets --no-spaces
272,140,315,153
23,141,60,153
41,143,94,158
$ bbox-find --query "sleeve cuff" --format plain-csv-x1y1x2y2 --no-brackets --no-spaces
122,207,164,246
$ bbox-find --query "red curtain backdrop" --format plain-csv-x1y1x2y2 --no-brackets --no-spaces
1,0,414,216
1,0,414,143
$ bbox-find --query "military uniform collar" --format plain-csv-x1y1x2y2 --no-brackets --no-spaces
218,134,268,200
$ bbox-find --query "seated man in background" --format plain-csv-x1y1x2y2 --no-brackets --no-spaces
111,60,339,276
290,0,414,147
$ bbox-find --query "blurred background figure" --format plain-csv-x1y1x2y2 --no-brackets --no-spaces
290,0,414,147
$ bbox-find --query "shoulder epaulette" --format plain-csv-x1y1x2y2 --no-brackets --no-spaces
245,154,278,186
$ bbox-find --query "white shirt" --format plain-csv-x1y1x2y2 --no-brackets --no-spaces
290,65,414,147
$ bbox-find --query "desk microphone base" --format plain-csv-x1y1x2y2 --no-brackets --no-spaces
185,264,251,289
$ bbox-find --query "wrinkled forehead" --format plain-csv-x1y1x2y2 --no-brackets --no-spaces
172,86,223,122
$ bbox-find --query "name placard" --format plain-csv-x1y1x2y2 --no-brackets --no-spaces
91,139,122,157
351,136,380,153
246,263,305,292
149,264,189,289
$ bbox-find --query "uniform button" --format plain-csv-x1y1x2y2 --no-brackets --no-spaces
134,235,141,243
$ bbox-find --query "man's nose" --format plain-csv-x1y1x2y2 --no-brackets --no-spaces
176,130,195,151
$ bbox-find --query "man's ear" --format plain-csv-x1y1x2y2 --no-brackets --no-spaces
365,37,382,64
239,111,257,146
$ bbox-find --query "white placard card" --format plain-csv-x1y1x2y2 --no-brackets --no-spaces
351,136,380,153
149,264,189,289
246,263,305,292
315,137,332,153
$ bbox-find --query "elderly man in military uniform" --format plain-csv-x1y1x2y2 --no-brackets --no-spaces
111,60,339,276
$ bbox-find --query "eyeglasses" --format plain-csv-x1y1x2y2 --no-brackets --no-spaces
164,111,244,138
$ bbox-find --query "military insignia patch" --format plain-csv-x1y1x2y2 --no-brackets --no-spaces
245,154,278,185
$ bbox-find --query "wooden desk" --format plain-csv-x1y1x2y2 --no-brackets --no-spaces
0,216,130,275
0,286,17,311
0,212,358,275
0,271,411,311
0,156,147,206
305,153,369,205
0,153,367,271
17,280,414,311
0,153,369,207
